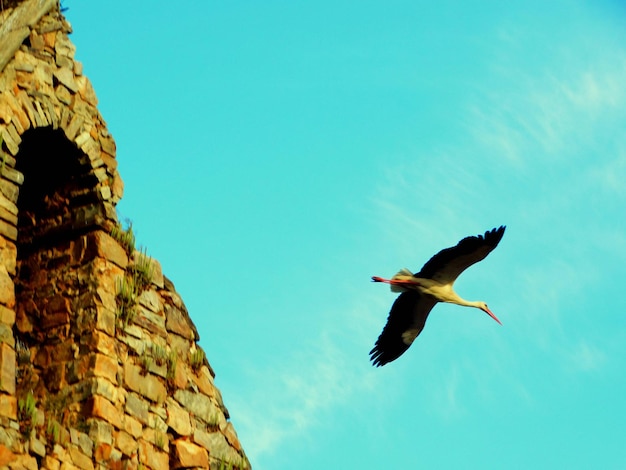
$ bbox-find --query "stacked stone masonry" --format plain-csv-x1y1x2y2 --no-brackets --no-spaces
0,1,250,468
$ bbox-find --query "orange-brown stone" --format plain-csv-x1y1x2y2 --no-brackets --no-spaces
94,443,112,462
173,439,209,469
166,398,192,437
91,231,128,269
86,396,123,430
0,342,15,394
123,363,166,404
0,395,16,419
0,445,15,466
138,440,169,470
91,353,119,384
0,266,15,308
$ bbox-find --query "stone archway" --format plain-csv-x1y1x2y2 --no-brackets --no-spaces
16,127,102,250
13,127,107,397
0,3,251,469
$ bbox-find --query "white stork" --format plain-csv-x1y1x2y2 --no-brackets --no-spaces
370,226,505,367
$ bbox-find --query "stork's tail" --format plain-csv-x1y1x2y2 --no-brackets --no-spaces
371,269,420,292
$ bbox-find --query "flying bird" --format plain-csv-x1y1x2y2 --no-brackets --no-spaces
370,226,506,367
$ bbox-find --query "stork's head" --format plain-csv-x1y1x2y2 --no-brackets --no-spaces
478,302,502,325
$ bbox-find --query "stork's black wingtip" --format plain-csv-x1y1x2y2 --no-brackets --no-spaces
369,348,383,367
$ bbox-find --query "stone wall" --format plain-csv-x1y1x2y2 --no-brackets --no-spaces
0,1,250,468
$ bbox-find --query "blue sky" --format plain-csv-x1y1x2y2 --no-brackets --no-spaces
66,2,626,468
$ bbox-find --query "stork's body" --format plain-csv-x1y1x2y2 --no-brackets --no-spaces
370,226,505,367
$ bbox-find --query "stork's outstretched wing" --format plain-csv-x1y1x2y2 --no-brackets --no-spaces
416,226,506,284
369,291,437,367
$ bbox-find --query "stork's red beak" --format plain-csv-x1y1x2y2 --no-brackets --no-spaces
483,307,502,325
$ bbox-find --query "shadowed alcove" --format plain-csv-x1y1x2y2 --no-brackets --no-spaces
15,127,102,253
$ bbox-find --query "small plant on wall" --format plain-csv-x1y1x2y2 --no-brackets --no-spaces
131,248,154,291
151,343,167,367
111,219,157,331
165,351,178,391
115,275,137,328
18,391,37,438
189,348,206,373
45,419,61,449
110,219,135,255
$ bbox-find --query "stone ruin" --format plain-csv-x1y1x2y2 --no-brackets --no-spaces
0,1,251,468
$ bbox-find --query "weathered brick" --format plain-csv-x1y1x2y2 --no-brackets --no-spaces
138,439,168,470
0,237,16,275
85,396,122,430
29,436,46,457
76,75,98,106
89,377,119,404
191,366,219,398
0,304,14,326
0,444,15,466
165,303,194,339
174,389,220,426
42,30,56,48
9,454,38,470
0,342,15,394
173,359,189,390
136,289,160,313
69,428,93,457
41,311,70,330
90,353,118,383
193,428,230,460
91,231,128,269
133,306,166,338
93,443,112,462
222,422,243,452
123,363,166,404
124,393,149,425
122,414,142,439
0,323,13,347
88,420,113,446
0,266,15,308
69,445,94,470
173,439,209,469
94,304,115,337
51,444,70,464
41,455,60,470
166,398,191,436
0,219,17,241
114,430,136,457
86,331,116,357
53,67,78,93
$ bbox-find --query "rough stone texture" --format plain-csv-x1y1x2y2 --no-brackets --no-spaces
0,394,17,420
0,343,15,394
165,398,192,437
0,444,16,466
0,2,250,469
173,439,209,469
123,363,166,404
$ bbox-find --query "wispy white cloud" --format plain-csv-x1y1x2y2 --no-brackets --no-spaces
567,340,607,372
465,51,626,165
229,302,383,469
432,364,465,419
589,145,626,199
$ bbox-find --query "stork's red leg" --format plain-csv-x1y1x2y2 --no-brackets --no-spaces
371,276,421,287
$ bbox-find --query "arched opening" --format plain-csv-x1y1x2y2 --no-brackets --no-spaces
14,127,103,399
16,127,101,252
